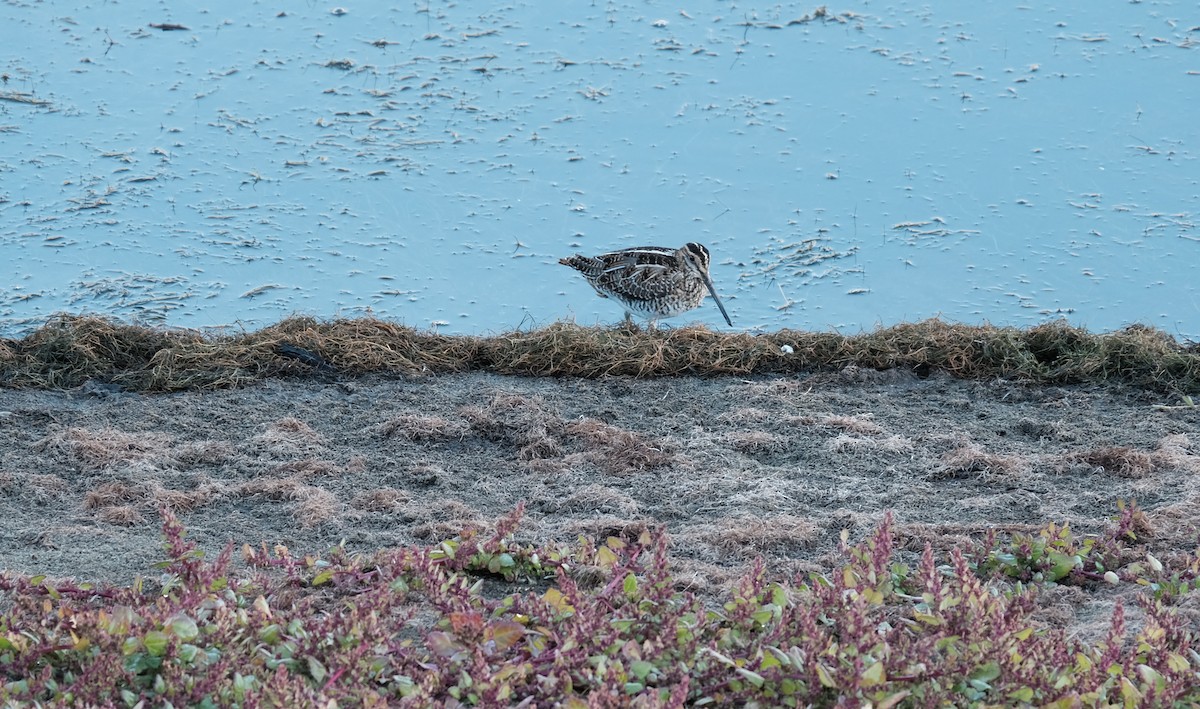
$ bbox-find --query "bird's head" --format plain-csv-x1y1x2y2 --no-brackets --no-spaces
678,242,711,276
678,242,732,326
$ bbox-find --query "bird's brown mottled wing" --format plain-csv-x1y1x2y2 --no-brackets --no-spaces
593,247,681,300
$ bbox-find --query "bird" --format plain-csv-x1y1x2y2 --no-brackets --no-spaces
559,242,733,327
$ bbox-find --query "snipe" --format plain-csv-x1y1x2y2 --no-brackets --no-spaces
559,242,732,326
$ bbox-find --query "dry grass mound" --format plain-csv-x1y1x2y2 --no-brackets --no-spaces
0,314,478,390
1,314,1197,393
459,391,678,474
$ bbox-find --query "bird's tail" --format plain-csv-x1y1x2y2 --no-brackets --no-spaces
558,255,602,276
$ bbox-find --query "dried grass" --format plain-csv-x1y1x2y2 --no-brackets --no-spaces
458,392,676,474
270,458,343,479
1,314,479,390
1064,446,1157,478
94,505,144,526
667,558,736,597
253,418,326,456
1,315,1194,392
564,419,677,474
408,500,481,541
234,477,310,501
936,445,1030,480
232,476,340,526
173,441,236,467
960,436,1194,484
716,407,773,424
405,463,445,487
292,487,340,527
150,485,221,512
83,481,142,509
723,431,786,454
28,474,68,497
516,430,562,463
83,476,221,514
1152,434,1199,473
269,417,323,439
459,393,553,447
351,488,411,512
36,427,173,470
380,414,469,441
696,514,821,558
826,434,914,454
725,479,797,512
540,484,640,516
791,413,885,435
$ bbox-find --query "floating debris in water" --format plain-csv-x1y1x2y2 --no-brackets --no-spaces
241,284,284,299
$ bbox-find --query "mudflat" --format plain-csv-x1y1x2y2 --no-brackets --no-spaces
1,368,1196,614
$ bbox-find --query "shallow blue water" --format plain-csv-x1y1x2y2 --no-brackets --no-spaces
1,1,1196,338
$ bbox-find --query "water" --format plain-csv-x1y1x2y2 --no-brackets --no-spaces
1,1,1196,338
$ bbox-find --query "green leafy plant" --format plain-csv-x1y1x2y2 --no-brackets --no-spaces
2,503,1199,706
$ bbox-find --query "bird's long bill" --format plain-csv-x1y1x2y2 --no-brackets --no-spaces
700,272,733,327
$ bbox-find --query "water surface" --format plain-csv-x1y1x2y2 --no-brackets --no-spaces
1,1,1196,337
